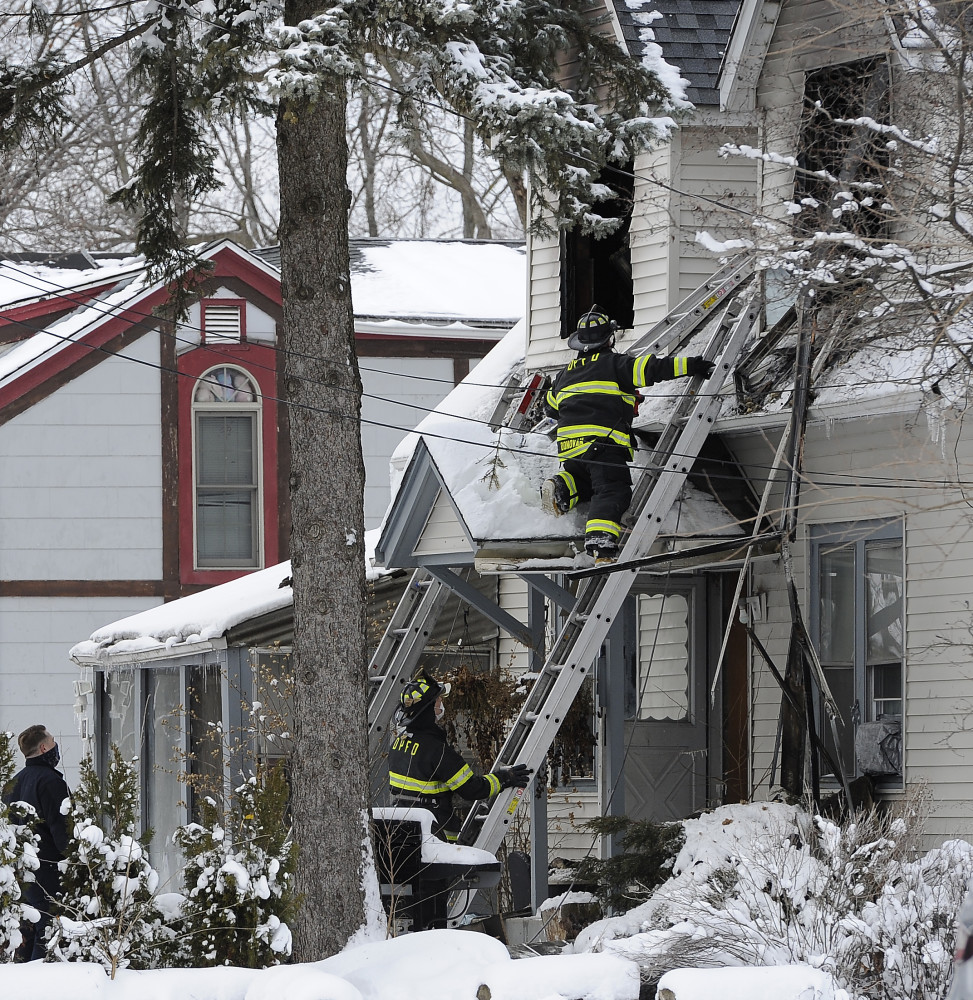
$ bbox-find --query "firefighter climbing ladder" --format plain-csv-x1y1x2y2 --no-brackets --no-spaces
362,255,760,858
453,260,762,868
366,567,448,794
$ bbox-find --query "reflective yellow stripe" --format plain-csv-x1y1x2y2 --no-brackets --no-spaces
485,773,501,797
556,423,627,442
586,519,622,538
550,382,636,407
444,831,459,842
674,357,689,377
389,772,450,795
633,354,655,385
557,470,578,502
546,387,559,411
442,764,475,791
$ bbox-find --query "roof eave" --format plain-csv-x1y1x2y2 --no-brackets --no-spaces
720,0,782,113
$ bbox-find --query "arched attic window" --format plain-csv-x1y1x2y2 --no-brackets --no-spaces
192,366,262,568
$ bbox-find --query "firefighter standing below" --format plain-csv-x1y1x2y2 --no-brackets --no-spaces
541,308,715,562
388,671,532,842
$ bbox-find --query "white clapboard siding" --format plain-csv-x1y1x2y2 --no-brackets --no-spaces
672,125,759,305
361,357,455,530
412,489,473,557
630,144,675,332
498,573,530,673
728,405,973,845
0,334,163,580
0,596,159,787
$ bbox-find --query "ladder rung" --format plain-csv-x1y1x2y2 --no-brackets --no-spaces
392,628,409,637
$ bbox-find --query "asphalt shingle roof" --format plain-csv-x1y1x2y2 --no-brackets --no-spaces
612,0,742,107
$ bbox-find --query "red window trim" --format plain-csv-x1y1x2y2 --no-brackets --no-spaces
177,343,280,586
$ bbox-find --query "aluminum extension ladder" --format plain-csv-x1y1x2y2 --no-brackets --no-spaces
451,264,762,873
366,567,449,797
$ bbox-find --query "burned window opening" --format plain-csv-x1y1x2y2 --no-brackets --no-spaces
796,58,891,243
561,163,635,338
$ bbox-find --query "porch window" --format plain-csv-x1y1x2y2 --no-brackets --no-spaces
145,668,183,887
193,366,261,568
635,593,691,721
811,519,904,782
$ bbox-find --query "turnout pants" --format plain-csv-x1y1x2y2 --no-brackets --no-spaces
555,442,632,543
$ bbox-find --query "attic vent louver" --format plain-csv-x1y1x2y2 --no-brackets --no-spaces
203,303,243,343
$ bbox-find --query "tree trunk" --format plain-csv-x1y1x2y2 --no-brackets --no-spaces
277,0,369,960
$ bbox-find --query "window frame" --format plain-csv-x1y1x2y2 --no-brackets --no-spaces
809,518,905,785
191,365,264,572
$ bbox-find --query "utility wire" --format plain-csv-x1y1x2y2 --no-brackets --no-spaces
1,265,968,496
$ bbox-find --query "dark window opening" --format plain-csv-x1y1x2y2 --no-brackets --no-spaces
797,59,891,242
561,163,635,338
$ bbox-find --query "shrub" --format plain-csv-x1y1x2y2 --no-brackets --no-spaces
575,815,685,911
174,765,297,967
48,747,172,973
0,733,40,961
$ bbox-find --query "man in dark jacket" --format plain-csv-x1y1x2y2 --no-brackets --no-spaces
541,308,714,562
2,724,71,961
388,672,531,842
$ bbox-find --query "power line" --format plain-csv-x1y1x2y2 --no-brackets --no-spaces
2,274,969,500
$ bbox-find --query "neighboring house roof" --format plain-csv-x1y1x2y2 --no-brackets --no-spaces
69,531,398,666
0,238,527,419
0,240,281,421
612,0,743,106
252,239,526,337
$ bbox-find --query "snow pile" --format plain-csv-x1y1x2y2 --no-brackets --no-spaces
0,930,641,1000
570,802,973,1000
657,964,849,1000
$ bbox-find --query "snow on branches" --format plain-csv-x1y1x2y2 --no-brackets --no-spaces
267,0,687,236
0,733,40,961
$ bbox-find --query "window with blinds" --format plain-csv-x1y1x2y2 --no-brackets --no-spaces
193,366,261,568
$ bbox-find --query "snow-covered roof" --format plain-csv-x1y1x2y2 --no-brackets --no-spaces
253,239,526,333
612,0,743,107
70,561,295,665
376,320,749,570
70,532,390,666
0,253,142,309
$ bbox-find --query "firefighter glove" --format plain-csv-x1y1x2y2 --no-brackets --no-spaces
687,356,716,379
493,764,533,790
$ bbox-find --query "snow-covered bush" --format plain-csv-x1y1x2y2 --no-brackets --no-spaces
48,747,173,973
0,732,40,960
572,797,973,1000
173,765,296,967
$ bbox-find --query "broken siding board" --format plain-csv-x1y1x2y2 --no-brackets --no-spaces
527,230,562,367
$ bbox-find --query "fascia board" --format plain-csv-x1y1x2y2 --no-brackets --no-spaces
720,0,782,113
716,386,929,434
72,636,228,670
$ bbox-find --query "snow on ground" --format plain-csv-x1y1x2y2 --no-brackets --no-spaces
657,965,849,1000
0,930,641,1000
